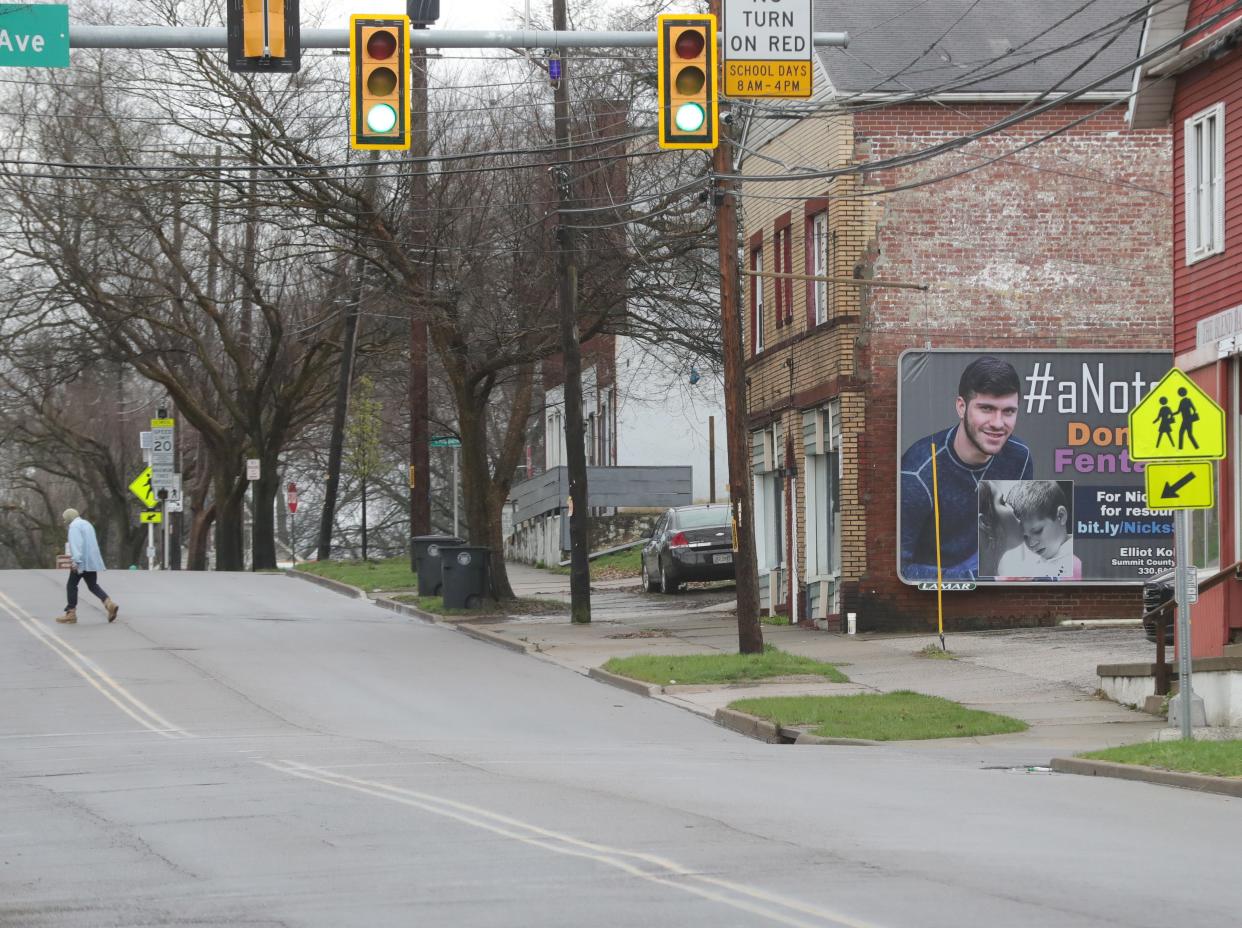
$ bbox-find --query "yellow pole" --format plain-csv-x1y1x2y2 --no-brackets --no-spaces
930,442,946,650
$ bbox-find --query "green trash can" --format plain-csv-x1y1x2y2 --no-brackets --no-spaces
440,546,491,610
412,534,464,597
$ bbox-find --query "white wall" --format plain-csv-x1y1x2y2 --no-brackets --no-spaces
614,336,728,502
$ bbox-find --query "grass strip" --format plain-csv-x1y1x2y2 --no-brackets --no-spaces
1081,740,1242,778
298,556,417,592
729,691,1027,741
603,647,847,685
542,547,642,578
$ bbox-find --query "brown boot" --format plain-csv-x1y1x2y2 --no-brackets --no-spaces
55,608,77,624
105,599,119,623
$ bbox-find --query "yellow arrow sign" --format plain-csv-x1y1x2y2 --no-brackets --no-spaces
140,511,163,524
128,467,156,508
1144,461,1215,510
1128,368,1225,461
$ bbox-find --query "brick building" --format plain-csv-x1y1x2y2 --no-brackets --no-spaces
1129,0,1242,657
740,1,1172,630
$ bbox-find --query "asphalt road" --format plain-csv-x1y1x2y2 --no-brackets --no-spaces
1,570,1237,928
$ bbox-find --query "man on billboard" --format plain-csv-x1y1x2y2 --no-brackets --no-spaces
900,356,1033,580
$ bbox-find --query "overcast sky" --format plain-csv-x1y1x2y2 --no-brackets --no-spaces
321,1,539,32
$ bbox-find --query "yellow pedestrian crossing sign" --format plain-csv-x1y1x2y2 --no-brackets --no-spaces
140,511,163,524
1128,368,1225,461
1144,461,1215,510
128,467,156,508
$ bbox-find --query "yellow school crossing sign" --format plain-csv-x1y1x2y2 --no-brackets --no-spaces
128,467,156,508
1144,461,1215,511
1128,368,1225,461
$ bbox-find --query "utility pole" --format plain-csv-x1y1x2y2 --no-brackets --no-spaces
552,0,591,624
408,3,433,558
708,0,762,653
317,150,379,561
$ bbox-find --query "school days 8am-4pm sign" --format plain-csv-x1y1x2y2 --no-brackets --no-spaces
0,4,69,68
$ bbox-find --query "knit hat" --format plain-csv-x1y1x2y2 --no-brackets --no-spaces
62,508,79,523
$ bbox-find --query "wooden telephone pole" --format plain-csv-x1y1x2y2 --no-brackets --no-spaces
708,0,763,653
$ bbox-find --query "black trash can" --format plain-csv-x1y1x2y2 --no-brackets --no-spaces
440,546,491,610
412,534,464,597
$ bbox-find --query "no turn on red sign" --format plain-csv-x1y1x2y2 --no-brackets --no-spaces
723,0,813,98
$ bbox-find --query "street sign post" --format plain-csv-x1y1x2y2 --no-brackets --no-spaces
1129,367,1220,739
722,0,812,98
286,481,298,566
0,4,69,68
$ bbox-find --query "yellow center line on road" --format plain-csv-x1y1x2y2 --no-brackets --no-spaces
260,759,883,928
0,590,192,740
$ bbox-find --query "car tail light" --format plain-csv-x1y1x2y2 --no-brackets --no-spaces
669,531,689,548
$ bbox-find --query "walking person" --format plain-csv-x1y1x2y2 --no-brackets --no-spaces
1154,396,1175,448
55,509,119,625
1176,386,1199,450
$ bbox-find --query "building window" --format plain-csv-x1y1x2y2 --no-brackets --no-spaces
1185,102,1225,264
752,248,765,354
773,222,792,326
810,212,828,326
1192,464,1220,572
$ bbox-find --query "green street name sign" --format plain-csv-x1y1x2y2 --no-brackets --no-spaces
429,436,461,448
0,4,69,68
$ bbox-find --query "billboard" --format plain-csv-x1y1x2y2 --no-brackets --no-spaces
898,350,1175,585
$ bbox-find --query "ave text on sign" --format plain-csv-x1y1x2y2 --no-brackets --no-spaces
0,4,69,68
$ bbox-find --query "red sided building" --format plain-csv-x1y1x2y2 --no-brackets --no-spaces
1130,1,1242,656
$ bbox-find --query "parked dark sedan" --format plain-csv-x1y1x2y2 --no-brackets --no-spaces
1142,569,1175,644
641,504,734,593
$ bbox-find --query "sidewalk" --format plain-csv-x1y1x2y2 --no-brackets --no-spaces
470,563,1167,761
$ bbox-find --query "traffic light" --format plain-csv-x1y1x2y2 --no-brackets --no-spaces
226,0,301,73
349,15,411,151
657,14,718,150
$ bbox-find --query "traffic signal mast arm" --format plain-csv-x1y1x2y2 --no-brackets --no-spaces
68,26,849,51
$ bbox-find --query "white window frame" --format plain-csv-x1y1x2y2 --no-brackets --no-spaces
1185,102,1225,265
754,250,765,353
811,212,828,326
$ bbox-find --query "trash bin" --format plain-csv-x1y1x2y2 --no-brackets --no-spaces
440,546,491,610
411,534,464,597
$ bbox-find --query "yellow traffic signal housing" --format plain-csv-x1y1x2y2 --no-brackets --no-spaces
227,0,301,73
657,14,718,150
350,15,411,151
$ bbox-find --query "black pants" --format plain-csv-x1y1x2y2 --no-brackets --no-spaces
66,570,108,611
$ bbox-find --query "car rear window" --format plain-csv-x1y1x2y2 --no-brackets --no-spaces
673,507,730,529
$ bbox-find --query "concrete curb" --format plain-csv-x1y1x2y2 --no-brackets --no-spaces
372,596,439,625
1050,757,1242,797
714,707,783,743
587,667,661,698
286,568,368,600
794,732,881,746
455,623,532,655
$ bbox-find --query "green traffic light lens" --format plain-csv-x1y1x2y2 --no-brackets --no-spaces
675,65,705,95
366,103,399,133
674,102,706,133
367,66,398,96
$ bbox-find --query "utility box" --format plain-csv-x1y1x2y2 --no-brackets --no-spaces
412,534,464,596
440,546,491,610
